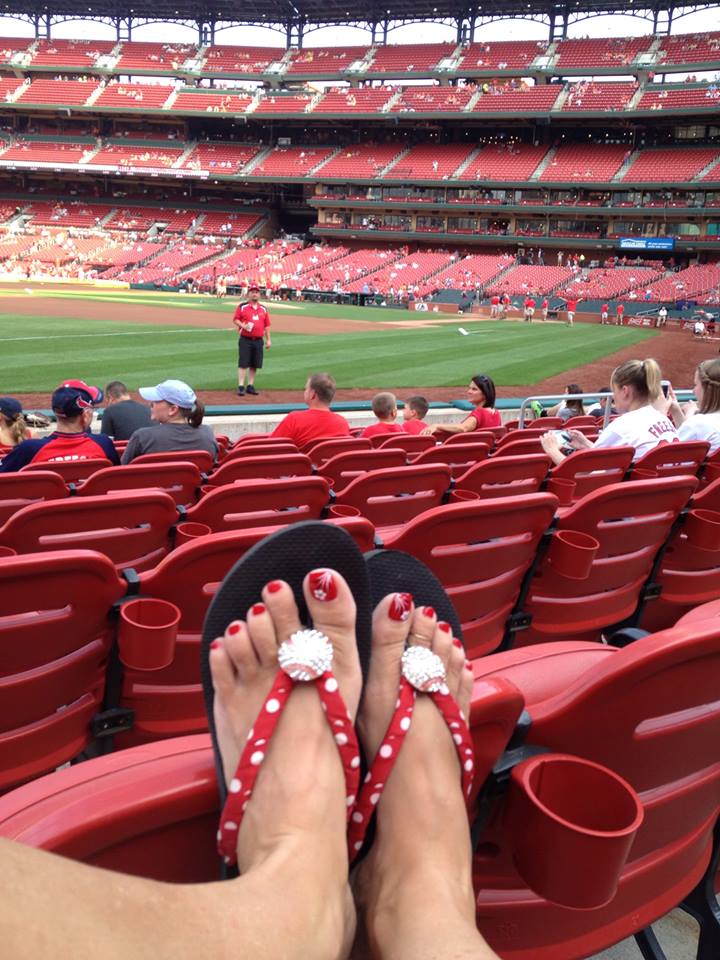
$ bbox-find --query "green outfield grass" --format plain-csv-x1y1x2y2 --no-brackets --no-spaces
0,292,658,393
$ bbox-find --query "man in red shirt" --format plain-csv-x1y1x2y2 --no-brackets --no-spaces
600,303,609,324
541,298,549,321
616,303,625,326
271,372,349,448
523,296,536,322
490,294,500,318
232,283,271,397
565,299,578,327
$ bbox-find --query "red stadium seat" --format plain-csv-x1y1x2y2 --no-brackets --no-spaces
221,442,299,462
334,463,451,528
132,450,215,473
303,437,371,461
209,453,313,485
378,433,434,454
20,458,110,485
443,430,497,447
454,454,550,500
564,416,601,428
318,448,407,494
412,443,490,479
549,446,634,502
0,490,178,572
380,495,557,658
518,476,698,646
0,549,126,792
0,471,69,525
367,432,407,448
76,462,203,507
492,436,546,458
631,440,710,480
182,476,330,532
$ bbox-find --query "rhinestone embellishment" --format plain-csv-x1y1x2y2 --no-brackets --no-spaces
278,628,333,681
401,645,446,693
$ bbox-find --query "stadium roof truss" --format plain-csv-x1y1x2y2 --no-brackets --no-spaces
4,0,720,44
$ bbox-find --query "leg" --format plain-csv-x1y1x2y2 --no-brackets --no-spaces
1,571,363,960
354,599,499,960
247,366,257,387
238,366,247,393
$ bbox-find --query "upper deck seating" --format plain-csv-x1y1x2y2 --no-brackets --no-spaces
87,143,185,169
171,88,253,114
202,45,284,74
193,211,260,237
457,40,545,71
31,38,115,68
0,141,94,166
368,42,457,73
540,144,629,182
314,86,394,113
183,141,260,174
460,144,548,181
0,76,22,100
471,84,560,112
253,93,314,114
562,81,638,112
94,82,174,109
621,148,720,182
315,143,401,178
16,78,100,106
638,84,720,110
0,37,33,63
286,46,371,74
252,146,334,177
656,31,720,66
554,36,653,69
115,41,196,73
385,143,475,180
390,85,474,112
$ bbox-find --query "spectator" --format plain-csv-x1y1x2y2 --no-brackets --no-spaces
270,372,350,447
0,397,28,449
427,375,501,436
662,359,720,455
401,395,429,435
587,386,618,419
100,380,152,441
361,393,405,439
0,380,117,472
542,358,678,464
616,303,625,325
549,384,585,422
121,379,217,464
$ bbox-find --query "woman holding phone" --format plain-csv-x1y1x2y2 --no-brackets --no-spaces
661,358,720,455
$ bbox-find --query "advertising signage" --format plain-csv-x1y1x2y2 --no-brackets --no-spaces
618,237,676,251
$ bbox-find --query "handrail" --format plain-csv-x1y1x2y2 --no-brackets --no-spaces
517,390,696,430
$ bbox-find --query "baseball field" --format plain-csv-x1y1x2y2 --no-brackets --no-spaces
0,284,703,405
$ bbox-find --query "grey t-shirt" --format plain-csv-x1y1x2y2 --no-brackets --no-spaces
100,399,152,440
121,422,218,464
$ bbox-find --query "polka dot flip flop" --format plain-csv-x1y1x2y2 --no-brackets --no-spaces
201,521,372,872
347,548,474,861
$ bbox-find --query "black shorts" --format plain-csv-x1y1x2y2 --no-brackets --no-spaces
238,337,264,369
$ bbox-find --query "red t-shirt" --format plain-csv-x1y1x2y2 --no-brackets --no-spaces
361,422,405,439
541,299,549,309
271,408,349,448
567,301,577,312
402,418,427,435
617,304,625,315
233,301,271,340
525,298,536,308
601,304,609,313
491,295,500,306
468,406,502,429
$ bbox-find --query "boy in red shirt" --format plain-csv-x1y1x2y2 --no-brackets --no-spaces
402,395,429,434
361,392,405,439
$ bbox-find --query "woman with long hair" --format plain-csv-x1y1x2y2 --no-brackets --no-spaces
121,379,218,464
0,397,29,449
425,374,501,435
549,383,584,422
663,358,720,455
542,358,678,464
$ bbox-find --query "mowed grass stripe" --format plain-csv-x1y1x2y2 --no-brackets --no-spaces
0,313,657,393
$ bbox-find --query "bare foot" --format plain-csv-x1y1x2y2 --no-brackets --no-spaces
209,567,363,958
354,597,498,960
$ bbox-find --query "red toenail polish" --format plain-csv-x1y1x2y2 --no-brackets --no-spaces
210,639,222,650
227,624,241,636
422,606,436,620
266,581,283,594
452,637,463,649
438,621,452,634
251,604,266,616
309,569,337,602
465,660,473,671
388,592,413,621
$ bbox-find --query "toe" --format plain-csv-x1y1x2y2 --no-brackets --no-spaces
259,580,301,663
406,605,439,653
303,567,357,656
458,660,474,726
220,620,259,683
444,628,465,700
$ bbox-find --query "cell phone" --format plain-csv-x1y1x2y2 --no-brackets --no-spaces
552,430,572,445
661,380,671,397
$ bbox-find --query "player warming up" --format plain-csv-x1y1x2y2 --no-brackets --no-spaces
233,283,272,397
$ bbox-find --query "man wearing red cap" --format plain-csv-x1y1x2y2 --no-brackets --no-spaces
233,284,271,397
0,379,119,472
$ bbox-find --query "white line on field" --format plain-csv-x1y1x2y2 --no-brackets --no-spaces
0,329,227,343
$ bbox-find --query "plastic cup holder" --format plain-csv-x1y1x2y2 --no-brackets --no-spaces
632,467,657,481
684,508,720,551
504,753,643,909
175,521,212,546
327,503,361,518
547,529,600,580
546,476,576,506
449,488,481,503
0,545,17,558
118,597,180,671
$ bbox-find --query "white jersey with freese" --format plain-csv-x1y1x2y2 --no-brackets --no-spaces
594,405,679,460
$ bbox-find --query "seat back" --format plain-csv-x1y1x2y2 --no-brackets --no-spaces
550,446,634,501
383,495,557,658
336,463,452,527
0,490,178,572
492,436,546,458
132,449,214,472
0,549,126,791
77,462,203,507
471,619,720,958
413,443,490,479
632,440,709,480
564,415,599,428
304,437,370,461
221,442,299,462
319,448,407,493
20,458,109,484
454,454,550,500
520,476,698,645
0,471,69,525
210,454,312,486
443,430,496,448
185,475,330,531
378,434,434,454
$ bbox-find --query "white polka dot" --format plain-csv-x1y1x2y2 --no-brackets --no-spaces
354,841,363,851
224,821,238,831
464,759,474,772
440,683,449,696
374,782,384,789
224,855,231,864
400,716,411,731
250,750,264,766
352,811,363,823
246,727,254,741
465,747,473,755
321,702,327,712
450,721,460,729
255,739,266,746
265,698,280,714
351,755,360,768
229,778,241,793
370,792,380,805
335,732,348,746
242,800,249,811
334,719,344,727
379,744,393,759
325,677,338,693
216,830,222,842
453,734,462,745
364,772,371,783
395,698,401,708
346,795,355,807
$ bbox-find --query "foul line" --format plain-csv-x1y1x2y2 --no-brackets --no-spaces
0,329,228,343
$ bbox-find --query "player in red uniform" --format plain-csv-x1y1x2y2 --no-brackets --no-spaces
232,283,272,396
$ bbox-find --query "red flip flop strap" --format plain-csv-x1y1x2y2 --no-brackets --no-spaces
347,677,475,859
217,668,360,866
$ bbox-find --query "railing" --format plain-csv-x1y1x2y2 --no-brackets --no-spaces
517,390,695,429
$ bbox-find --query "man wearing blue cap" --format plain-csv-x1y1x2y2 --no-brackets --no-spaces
0,380,119,472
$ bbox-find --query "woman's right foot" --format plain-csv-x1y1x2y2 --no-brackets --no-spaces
354,597,499,960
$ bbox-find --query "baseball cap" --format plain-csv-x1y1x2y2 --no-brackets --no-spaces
0,396,22,420
139,379,196,409
248,283,260,292
52,380,104,418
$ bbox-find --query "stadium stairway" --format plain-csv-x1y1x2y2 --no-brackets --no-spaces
454,146,483,177
172,141,197,169
613,150,640,181
694,155,720,180
529,146,557,180
240,145,273,173
552,84,571,111
379,146,411,177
